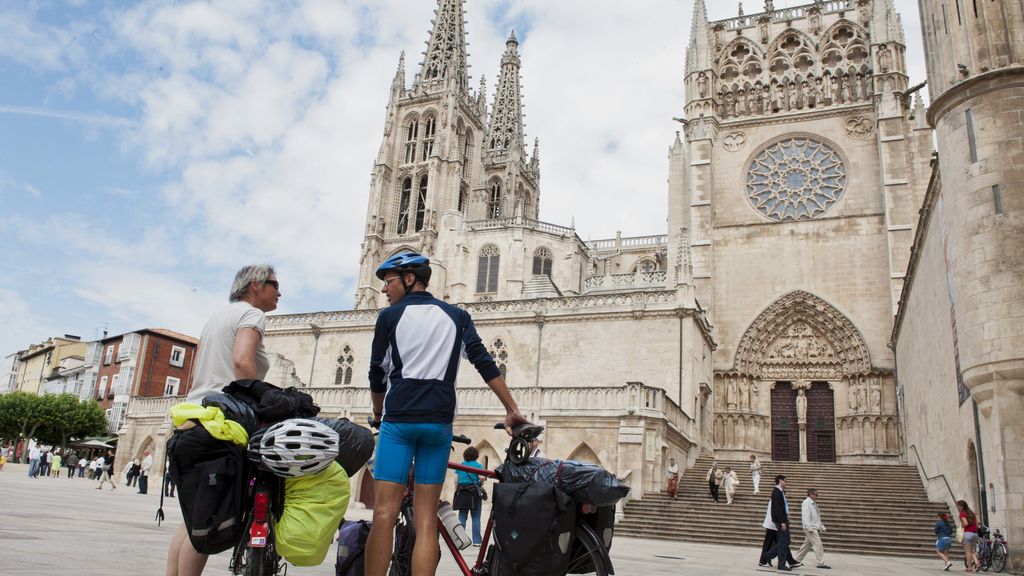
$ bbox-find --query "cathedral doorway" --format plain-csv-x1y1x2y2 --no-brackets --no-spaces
771,383,799,461
805,381,836,462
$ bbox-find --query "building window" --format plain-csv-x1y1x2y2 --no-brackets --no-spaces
488,181,502,219
170,345,186,368
98,375,108,399
335,345,355,386
104,346,114,365
404,120,419,164
415,175,428,232
477,245,500,293
458,184,468,213
532,247,553,277
164,376,181,396
634,258,657,273
397,177,412,235
110,374,119,398
489,338,509,377
118,333,139,362
421,116,436,161
462,132,474,179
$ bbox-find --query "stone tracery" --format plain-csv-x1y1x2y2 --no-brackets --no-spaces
746,138,847,222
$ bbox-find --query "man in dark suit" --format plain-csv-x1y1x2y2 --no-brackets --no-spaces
767,475,803,571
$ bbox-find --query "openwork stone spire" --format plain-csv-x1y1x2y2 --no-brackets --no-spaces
685,0,712,74
419,0,469,90
486,31,525,157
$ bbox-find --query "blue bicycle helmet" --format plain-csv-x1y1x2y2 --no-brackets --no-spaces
375,251,432,284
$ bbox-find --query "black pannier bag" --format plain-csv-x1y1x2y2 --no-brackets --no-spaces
497,458,630,507
166,424,248,554
492,481,576,576
310,417,375,477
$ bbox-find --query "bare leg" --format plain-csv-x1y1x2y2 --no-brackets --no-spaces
167,523,209,576
366,480,407,576
411,483,444,576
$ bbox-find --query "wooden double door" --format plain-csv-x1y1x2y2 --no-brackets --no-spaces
771,381,836,462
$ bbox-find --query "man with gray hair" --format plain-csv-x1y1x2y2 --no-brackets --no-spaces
169,264,280,576
794,488,831,569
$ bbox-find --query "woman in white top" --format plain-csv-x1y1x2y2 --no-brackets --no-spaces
721,466,739,504
750,454,763,494
666,458,680,498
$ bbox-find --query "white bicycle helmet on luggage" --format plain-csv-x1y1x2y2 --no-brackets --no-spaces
248,418,340,477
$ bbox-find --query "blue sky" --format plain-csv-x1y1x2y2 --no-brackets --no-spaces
0,0,925,358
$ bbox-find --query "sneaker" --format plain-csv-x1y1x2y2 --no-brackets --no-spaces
790,561,804,568
944,561,953,571
759,561,772,567
817,565,831,569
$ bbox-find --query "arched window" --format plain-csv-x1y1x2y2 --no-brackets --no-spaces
489,337,508,377
397,177,412,234
462,131,474,179
421,116,436,161
335,345,354,386
477,244,500,293
458,183,468,213
488,181,502,219
404,120,418,164
633,258,656,273
415,175,428,231
532,247,553,277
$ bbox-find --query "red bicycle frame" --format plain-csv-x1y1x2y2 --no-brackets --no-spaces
438,461,499,575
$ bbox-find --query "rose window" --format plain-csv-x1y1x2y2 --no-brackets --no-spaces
745,138,846,221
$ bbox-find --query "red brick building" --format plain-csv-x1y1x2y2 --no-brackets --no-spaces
85,329,198,433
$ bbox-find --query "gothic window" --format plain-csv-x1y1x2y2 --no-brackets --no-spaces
421,116,436,161
488,181,502,218
335,345,354,386
462,131,474,179
397,177,412,234
404,120,418,164
746,137,847,222
488,337,508,377
532,247,553,277
415,175,428,232
477,244,500,293
458,183,468,213
633,258,657,273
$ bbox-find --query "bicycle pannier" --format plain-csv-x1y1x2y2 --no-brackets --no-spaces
166,424,247,554
335,520,371,576
276,462,350,566
311,417,375,476
492,481,576,576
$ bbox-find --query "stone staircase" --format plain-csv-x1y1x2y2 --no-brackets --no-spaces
617,456,958,559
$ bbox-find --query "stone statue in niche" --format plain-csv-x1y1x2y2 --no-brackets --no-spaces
727,377,739,410
751,381,760,409
851,73,863,101
759,19,770,44
828,74,838,104
796,389,808,424
761,84,771,114
800,81,811,109
737,88,747,116
870,378,882,413
859,1,871,25
787,81,798,110
809,10,821,35
839,74,850,103
877,44,892,73
744,88,755,116
847,380,859,413
813,76,824,107
862,73,874,98
739,379,750,411
858,378,868,413
697,72,709,98
773,82,785,112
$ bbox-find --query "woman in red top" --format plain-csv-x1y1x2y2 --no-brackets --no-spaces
957,500,979,572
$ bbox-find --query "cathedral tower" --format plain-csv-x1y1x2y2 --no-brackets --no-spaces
918,0,1024,563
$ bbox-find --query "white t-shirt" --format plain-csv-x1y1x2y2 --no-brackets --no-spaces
187,301,268,403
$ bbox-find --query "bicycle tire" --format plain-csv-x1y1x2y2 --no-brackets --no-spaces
389,505,415,576
243,540,280,576
487,521,610,576
979,540,992,571
991,541,1007,573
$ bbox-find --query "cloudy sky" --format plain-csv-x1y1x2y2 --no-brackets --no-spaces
0,0,926,358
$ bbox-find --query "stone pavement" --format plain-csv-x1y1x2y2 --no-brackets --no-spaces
0,463,958,575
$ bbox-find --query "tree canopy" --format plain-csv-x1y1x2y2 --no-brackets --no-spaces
0,393,107,453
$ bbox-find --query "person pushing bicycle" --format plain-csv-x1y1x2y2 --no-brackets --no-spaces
365,252,530,576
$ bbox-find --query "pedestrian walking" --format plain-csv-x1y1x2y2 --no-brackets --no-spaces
750,454,763,494
96,450,117,491
706,462,723,502
50,452,62,477
163,458,176,498
793,488,830,569
138,450,153,494
666,458,680,499
452,446,486,546
40,450,52,477
125,459,140,487
27,445,41,478
957,500,979,572
66,453,78,479
759,497,799,569
722,466,740,504
764,475,802,571
934,512,954,571
78,456,87,477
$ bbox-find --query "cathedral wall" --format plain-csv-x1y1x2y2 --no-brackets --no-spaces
710,214,893,371
894,195,978,511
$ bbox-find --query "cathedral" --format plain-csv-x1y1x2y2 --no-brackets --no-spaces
118,0,1024,566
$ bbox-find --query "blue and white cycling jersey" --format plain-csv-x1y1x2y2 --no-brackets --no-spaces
369,291,501,423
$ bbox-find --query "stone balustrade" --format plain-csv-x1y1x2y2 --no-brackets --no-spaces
584,271,668,292
587,234,668,251
719,1,851,30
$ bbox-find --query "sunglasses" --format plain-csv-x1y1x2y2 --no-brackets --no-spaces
263,280,280,290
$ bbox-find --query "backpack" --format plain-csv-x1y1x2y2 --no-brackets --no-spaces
166,424,248,554
335,520,372,576
492,481,576,576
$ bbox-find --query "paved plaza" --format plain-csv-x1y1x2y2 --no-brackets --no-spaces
0,463,957,575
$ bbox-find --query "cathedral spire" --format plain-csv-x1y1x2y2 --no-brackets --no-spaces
419,0,469,91
486,31,525,158
392,51,406,95
685,0,712,75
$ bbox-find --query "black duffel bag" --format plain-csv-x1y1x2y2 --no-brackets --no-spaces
310,417,374,476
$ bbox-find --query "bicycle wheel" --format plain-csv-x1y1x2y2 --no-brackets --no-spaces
243,540,280,576
991,541,1007,573
565,522,610,576
389,505,415,576
979,541,992,571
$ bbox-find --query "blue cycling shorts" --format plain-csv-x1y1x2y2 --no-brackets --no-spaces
374,422,453,485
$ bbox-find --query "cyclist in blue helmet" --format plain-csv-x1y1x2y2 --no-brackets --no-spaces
366,251,530,576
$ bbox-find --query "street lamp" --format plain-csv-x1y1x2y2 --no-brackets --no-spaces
308,323,322,387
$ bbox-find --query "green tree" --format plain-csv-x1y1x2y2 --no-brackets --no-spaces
0,392,45,461
35,394,107,450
